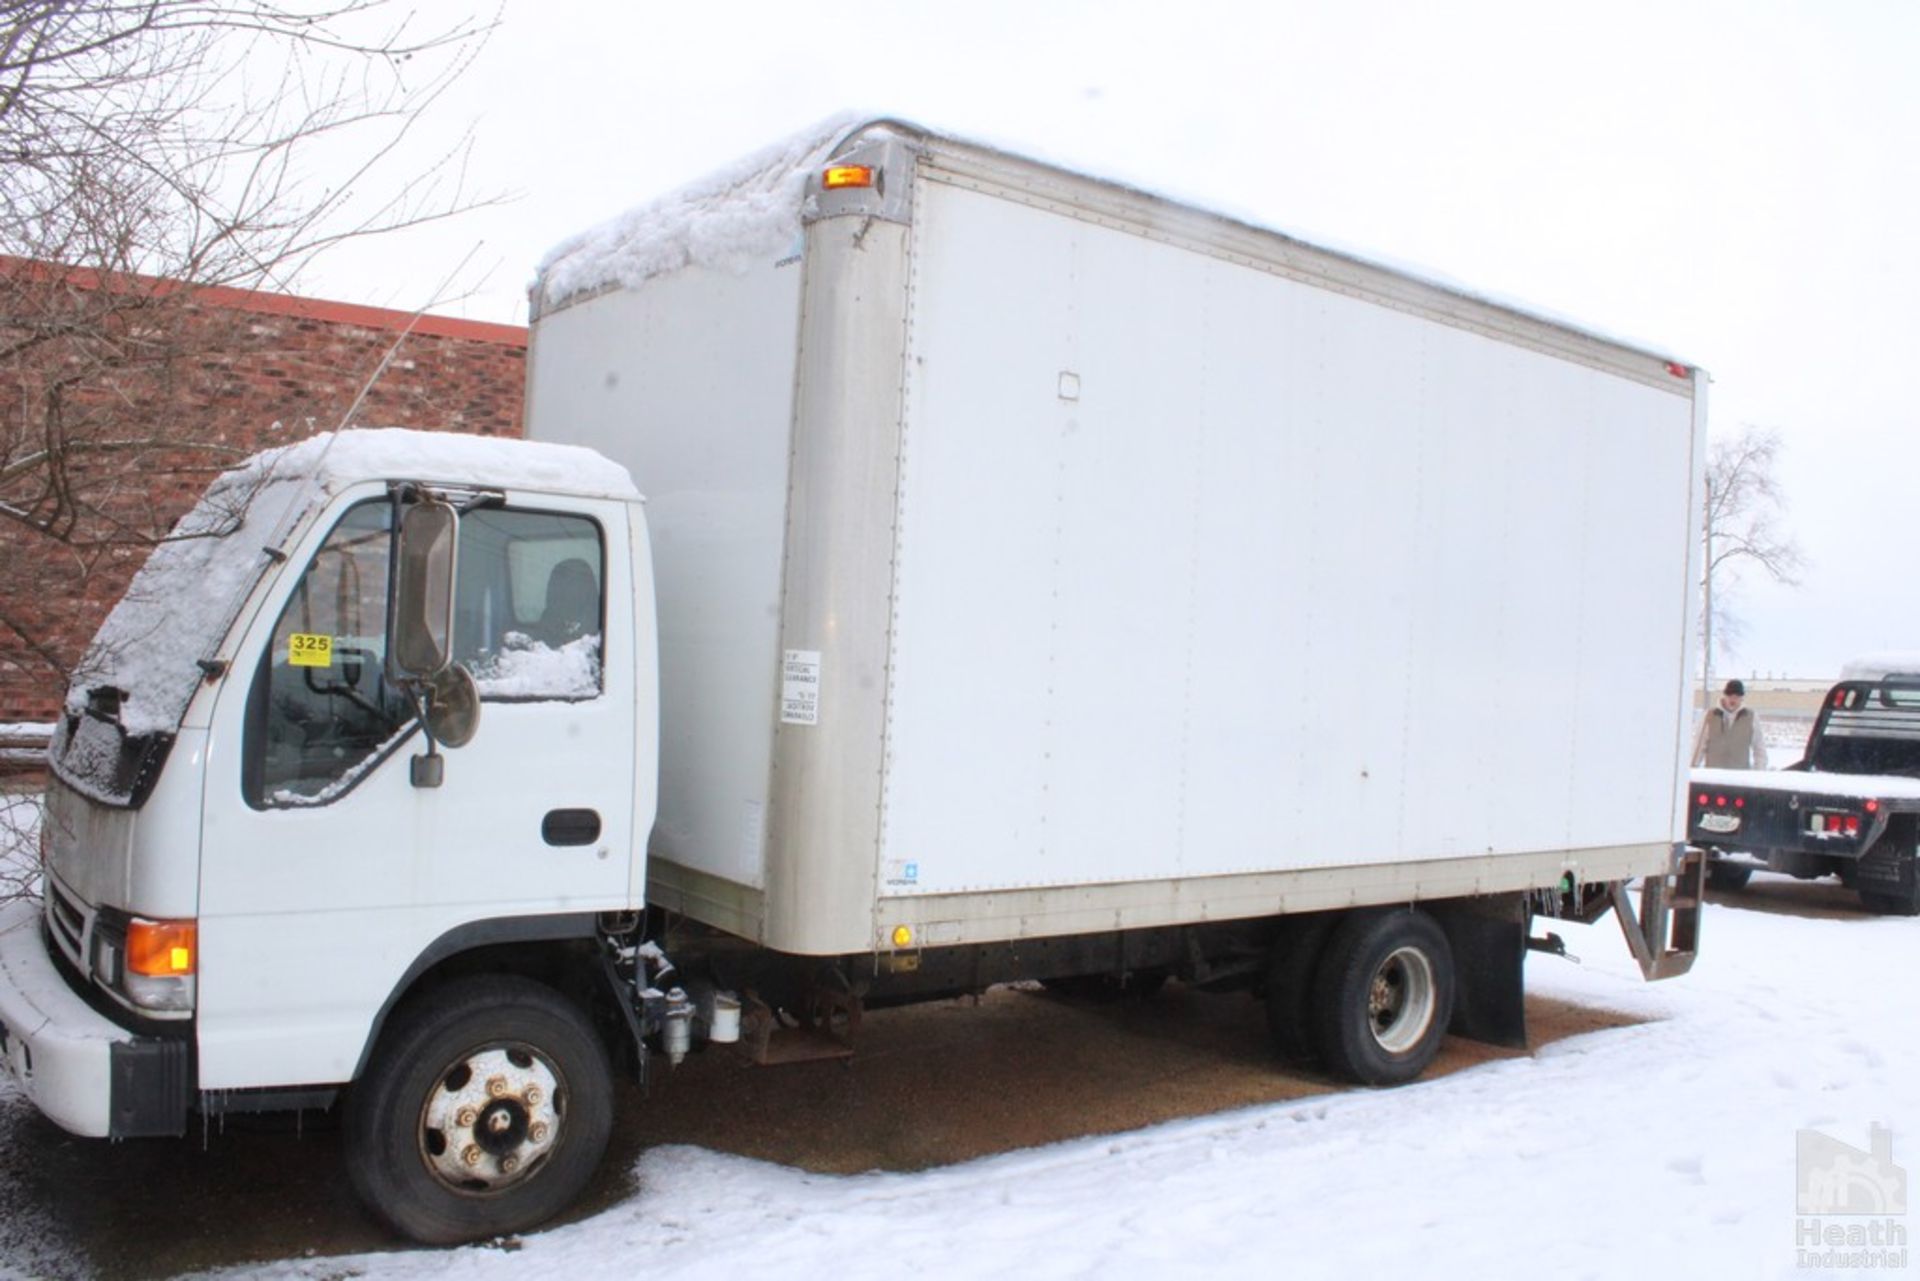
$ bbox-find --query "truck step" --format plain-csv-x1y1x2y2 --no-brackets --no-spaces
1610,847,1706,981
739,993,860,1066
747,1026,856,1066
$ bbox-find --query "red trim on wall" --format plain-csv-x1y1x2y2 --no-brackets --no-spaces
202,286,527,347
0,255,527,348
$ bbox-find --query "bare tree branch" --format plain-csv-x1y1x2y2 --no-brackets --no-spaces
0,0,498,712
1702,425,1805,673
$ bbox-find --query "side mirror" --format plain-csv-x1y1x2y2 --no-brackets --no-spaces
390,499,459,678
425,663,481,749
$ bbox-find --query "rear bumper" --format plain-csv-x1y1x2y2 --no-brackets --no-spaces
0,900,189,1138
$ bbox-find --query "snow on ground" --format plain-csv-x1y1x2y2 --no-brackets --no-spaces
157,891,1914,1281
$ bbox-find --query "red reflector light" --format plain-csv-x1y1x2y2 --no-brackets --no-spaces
1665,362,1689,378
1846,816,1861,834
1715,796,1727,807
1696,793,1709,806
1867,799,1880,814
1734,797,1745,808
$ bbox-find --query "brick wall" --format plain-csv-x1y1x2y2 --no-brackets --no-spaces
0,282,527,727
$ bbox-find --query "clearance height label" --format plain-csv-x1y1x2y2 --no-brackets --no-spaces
288,633,334,668
781,650,821,725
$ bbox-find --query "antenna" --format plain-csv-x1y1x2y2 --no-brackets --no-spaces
258,243,488,559
191,245,493,680
333,242,486,436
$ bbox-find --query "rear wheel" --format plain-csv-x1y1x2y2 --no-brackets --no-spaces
1311,909,1454,1086
345,975,614,1245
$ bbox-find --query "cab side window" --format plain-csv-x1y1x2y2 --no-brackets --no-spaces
453,509,605,701
242,503,606,809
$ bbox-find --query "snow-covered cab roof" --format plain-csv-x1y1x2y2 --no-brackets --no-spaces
1838,652,1920,684
259,427,638,502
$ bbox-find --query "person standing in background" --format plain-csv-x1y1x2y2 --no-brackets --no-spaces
1692,678,1767,769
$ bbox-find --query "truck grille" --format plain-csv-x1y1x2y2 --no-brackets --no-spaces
42,877,87,972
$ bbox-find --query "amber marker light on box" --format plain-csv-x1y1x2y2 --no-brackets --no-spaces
127,919,197,976
823,164,875,190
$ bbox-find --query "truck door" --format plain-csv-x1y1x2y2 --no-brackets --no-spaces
195,488,640,1091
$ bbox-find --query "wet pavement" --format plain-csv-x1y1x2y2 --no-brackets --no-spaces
0,980,1643,1280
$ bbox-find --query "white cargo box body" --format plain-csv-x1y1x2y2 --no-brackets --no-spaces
527,119,1706,957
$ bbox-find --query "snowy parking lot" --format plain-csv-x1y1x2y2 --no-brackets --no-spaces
0,853,1911,1280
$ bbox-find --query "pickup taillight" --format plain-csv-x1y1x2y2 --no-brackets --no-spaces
1807,804,1876,841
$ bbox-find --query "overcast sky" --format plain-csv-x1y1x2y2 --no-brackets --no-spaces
300,0,1920,680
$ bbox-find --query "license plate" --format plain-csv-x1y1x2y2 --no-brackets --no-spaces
1698,812,1741,834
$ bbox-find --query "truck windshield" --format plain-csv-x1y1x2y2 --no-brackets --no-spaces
51,459,320,807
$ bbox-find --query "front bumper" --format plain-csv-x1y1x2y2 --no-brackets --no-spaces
0,899,189,1138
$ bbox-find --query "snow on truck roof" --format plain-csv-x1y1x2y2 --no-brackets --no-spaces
252,427,638,500
1839,652,1920,683
534,114,1691,369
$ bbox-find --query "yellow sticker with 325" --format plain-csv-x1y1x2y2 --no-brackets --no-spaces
288,633,334,668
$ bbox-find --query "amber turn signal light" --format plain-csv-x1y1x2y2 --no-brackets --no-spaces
823,164,875,190
127,918,196,977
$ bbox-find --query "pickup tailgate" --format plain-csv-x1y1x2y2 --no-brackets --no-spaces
1687,766,1915,858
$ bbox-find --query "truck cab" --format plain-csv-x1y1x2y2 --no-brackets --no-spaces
1,428,655,1238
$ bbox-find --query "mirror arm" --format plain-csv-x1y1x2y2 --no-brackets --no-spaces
406,682,445,789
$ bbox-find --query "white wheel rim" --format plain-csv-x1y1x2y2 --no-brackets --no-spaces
417,1044,565,1194
1367,946,1437,1054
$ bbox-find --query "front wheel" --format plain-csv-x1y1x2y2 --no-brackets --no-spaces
1311,909,1455,1086
345,975,614,1245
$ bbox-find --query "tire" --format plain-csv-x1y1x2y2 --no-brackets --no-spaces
345,975,614,1245
1310,909,1454,1087
1706,860,1753,892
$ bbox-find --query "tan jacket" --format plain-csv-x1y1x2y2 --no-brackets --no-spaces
1693,704,1766,770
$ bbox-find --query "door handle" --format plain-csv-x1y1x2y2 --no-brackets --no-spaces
541,808,602,847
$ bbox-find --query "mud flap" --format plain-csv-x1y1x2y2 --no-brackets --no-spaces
1427,896,1528,1050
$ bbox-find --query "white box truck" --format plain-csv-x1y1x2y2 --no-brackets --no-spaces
0,118,1707,1245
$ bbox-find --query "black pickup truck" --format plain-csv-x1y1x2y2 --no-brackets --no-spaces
1689,660,1920,915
